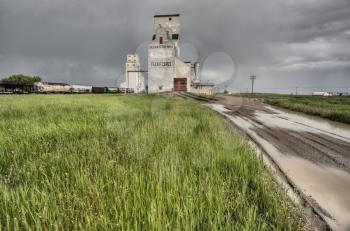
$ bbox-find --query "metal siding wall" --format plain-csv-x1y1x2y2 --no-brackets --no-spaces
148,44,176,93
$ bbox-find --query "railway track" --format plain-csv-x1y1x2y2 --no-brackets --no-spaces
175,91,217,102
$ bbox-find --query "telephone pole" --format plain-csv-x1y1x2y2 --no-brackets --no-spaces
249,75,256,96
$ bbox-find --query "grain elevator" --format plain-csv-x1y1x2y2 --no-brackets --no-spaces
148,14,191,93
121,14,215,95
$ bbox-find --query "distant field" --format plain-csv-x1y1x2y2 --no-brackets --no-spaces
238,94,350,124
0,95,304,230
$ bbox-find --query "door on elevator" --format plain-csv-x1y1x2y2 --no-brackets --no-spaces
174,78,187,92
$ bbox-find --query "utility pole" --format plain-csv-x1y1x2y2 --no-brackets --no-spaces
126,71,128,94
249,75,256,96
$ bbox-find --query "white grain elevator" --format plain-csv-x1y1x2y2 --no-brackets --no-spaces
148,14,191,93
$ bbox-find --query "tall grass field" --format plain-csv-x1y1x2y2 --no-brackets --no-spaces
0,95,305,230
240,94,350,124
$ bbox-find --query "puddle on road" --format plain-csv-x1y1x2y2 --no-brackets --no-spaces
258,136,350,231
265,106,350,142
283,155,350,230
207,103,350,231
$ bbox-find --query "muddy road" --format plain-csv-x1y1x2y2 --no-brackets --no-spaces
209,96,350,231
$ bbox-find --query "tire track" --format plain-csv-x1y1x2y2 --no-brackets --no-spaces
227,107,350,173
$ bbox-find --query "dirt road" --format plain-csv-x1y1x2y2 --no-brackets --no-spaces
208,96,350,231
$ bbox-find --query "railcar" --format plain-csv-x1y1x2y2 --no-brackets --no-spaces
70,85,92,93
35,82,71,93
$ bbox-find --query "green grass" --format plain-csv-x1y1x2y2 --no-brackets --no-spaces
237,94,350,124
0,94,305,230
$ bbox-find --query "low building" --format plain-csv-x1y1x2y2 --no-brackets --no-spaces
312,92,331,96
328,92,349,96
190,82,215,95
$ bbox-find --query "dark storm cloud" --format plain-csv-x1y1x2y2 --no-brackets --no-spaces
0,0,349,92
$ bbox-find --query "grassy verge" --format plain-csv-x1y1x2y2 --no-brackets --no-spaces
0,94,305,230
237,94,350,124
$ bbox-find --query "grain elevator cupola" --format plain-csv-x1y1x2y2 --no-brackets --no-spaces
152,14,180,55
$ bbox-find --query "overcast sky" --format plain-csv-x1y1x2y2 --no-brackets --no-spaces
1,0,350,93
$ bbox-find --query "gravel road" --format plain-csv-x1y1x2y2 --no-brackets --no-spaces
209,96,350,231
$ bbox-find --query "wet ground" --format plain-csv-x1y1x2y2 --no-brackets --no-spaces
209,96,350,231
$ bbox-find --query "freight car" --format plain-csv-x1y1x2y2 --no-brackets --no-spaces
70,85,92,93
106,87,119,93
0,82,36,93
35,82,71,93
92,87,107,93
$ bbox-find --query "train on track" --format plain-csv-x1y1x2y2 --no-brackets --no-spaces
0,82,134,94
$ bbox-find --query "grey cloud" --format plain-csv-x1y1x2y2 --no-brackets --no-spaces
0,0,349,92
